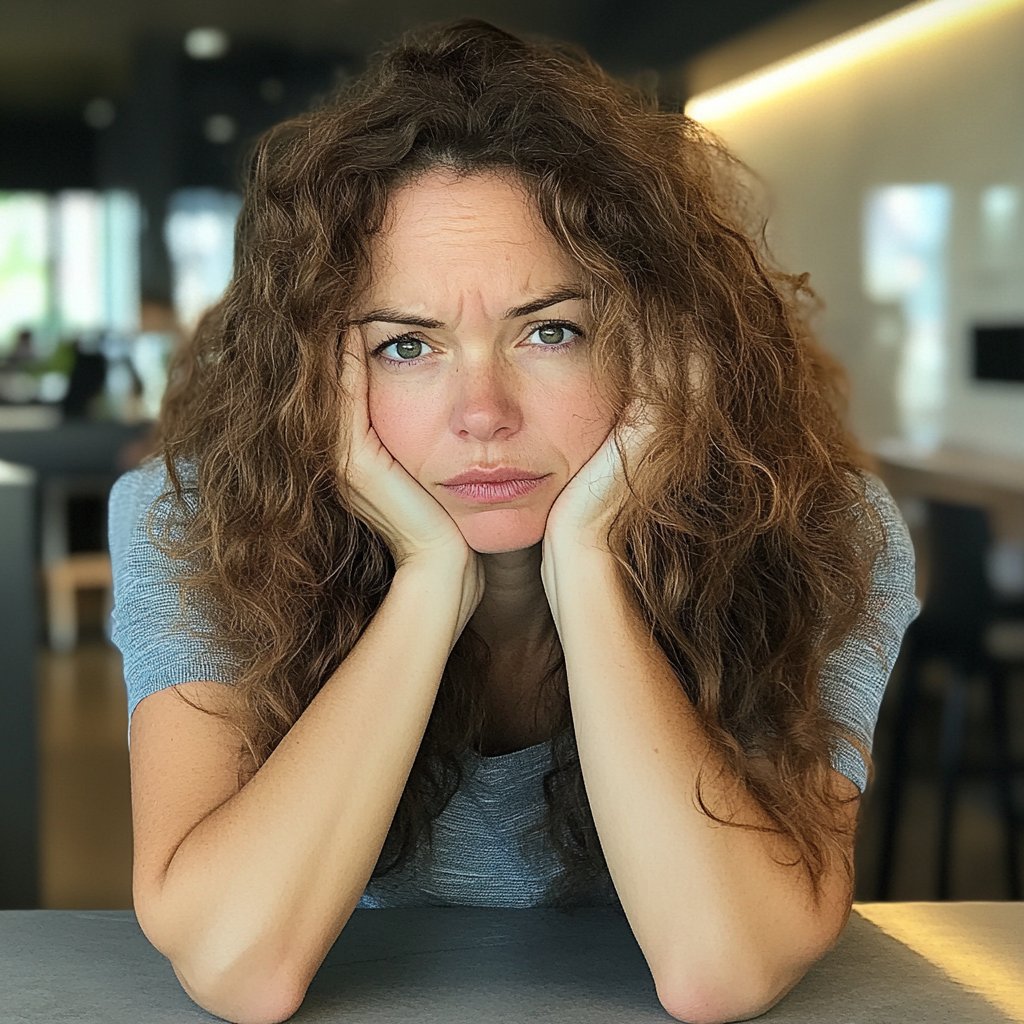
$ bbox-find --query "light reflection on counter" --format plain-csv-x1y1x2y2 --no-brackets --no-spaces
855,903,1024,1022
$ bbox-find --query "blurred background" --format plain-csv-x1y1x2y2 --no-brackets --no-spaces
0,0,1021,911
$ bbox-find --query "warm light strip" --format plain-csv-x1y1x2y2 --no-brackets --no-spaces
685,0,1024,123
854,904,1024,1022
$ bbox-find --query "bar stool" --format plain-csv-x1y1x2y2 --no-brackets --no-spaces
876,501,1022,900
41,474,115,652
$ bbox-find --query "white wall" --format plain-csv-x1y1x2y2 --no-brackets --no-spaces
695,2,1024,457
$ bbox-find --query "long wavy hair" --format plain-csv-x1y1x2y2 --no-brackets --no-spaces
156,19,882,901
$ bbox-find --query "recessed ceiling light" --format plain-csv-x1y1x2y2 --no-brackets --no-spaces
184,27,230,60
260,77,284,103
204,114,237,144
83,97,116,129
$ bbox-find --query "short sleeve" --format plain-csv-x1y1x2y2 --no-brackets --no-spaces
821,473,920,791
109,460,235,731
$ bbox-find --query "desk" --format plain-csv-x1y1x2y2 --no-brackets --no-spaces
0,419,150,480
876,439,1024,541
0,904,1021,1022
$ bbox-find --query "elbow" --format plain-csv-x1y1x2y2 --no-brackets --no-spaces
652,941,832,1024
655,972,785,1024
652,900,848,1022
135,901,311,1024
172,962,307,1024
655,978,782,1019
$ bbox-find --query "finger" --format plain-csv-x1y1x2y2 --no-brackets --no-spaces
572,430,622,503
615,401,657,458
339,328,371,441
618,398,653,433
607,408,656,495
336,331,374,495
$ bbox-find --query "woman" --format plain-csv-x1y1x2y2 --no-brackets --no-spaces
110,20,917,1024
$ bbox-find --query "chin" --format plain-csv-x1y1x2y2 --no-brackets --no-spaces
456,508,548,554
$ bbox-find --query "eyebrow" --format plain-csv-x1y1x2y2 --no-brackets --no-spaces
347,287,585,329
505,288,585,320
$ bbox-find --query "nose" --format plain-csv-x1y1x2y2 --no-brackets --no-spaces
449,361,523,443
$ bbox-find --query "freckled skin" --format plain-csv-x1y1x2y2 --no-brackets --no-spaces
356,171,614,554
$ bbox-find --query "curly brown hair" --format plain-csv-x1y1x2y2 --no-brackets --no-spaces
156,18,881,902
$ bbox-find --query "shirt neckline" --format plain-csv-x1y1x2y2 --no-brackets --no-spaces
462,738,553,767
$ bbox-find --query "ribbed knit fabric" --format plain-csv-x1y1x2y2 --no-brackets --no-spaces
359,743,619,908
110,460,918,908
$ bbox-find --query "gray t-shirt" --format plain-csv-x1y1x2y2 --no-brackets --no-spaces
109,459,919,908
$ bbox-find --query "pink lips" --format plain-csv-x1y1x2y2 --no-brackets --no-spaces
440,466,548,504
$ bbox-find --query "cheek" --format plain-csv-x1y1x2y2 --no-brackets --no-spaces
539,383,614,473
367,380,442,472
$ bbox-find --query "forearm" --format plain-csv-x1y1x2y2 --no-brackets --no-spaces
543,540,851,1023
146,554,473,1021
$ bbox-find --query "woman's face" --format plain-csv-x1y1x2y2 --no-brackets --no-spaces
351,170,614,554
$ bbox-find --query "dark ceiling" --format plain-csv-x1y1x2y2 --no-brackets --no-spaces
0,0,819,236
0,0,814,112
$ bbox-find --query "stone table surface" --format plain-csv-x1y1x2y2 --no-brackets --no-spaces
0,903,1021,1023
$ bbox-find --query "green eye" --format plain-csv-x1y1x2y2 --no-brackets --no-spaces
537,325,567,345
531,324,580,346
384,338,428,360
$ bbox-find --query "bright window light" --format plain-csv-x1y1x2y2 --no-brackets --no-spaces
56,190,141,337
103,191,142,335
131,331,176,420
0,190,140,357
164,188,241,332
686,0,1024,124
980,185,1020,268
0,192,50,353
864,184,952,451
57,192,104,331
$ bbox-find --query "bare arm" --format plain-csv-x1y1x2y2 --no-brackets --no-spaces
131,339,482,1024
541,428,856,1024
132,550,478,1024
542,539,856,1024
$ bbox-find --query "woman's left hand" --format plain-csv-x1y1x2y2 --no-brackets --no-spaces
544,404,654,554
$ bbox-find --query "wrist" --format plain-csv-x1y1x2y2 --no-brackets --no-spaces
541,530,617,626
399,538,472,574
543,520,612,574
397,545,483,640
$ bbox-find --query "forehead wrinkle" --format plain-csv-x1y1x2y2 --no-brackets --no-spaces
369,242,577,328
363,173,580,331
383,173,548,255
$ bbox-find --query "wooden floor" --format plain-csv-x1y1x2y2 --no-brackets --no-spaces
37,642,1024,910
38,641,133,909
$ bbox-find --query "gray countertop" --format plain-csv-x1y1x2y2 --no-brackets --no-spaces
0,904,1021,1023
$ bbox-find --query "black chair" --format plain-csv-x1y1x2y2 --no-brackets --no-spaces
876,500,1023,900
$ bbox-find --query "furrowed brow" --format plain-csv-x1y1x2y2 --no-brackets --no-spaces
504,288,585,320
347,309,445,329
347,288,585,329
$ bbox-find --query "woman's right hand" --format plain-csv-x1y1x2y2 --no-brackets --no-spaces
132,337,485,1022
338,330,484,630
